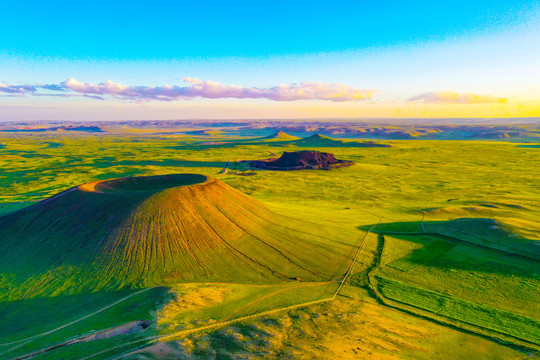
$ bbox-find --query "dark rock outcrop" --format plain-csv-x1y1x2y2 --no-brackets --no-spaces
250,150,354,170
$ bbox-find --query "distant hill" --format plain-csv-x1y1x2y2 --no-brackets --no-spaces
0,174,353,299
262,131,300,141
292,134,391,147
0,126,103,133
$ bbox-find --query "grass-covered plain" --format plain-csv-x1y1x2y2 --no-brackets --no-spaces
0,130,538,358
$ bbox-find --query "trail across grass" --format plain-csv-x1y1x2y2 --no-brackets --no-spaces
10,222,378,360
0,288,154,358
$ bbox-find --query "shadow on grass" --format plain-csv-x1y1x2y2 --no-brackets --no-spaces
1,149,52,158
55,158,229,169
357,218,540,278
0,287,169,356
115,159,228,168
165,142,241,151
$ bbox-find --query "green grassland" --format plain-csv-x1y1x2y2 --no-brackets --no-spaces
156,281,338,332
0,288,168,359
374,276,540,344
126,293,531,360
0,131,538,358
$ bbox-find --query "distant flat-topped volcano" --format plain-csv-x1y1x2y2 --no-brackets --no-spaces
250,150,354,170
0,174,353,299
291,134,391,147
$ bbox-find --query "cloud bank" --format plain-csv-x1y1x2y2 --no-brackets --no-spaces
1,78,376,102
408,91,507,104
0,83,37,94
0,83,66,94
60,78,376,102
2,80,512,106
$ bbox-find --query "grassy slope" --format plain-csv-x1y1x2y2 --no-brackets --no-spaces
262,131,300,141
0,287,169,359
156,281,338,331
0,175,354,301
124,293,528,360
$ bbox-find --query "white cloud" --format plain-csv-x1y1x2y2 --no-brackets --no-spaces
61,78,377,102
0,83,66,94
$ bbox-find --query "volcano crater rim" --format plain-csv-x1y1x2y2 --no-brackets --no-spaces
86,174,209,193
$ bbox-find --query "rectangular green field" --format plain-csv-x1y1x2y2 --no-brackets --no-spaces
375,276,540,345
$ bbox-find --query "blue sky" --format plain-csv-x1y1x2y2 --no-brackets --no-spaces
1,0,539,120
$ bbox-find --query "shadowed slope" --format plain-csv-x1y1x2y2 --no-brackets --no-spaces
0,174,353,300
